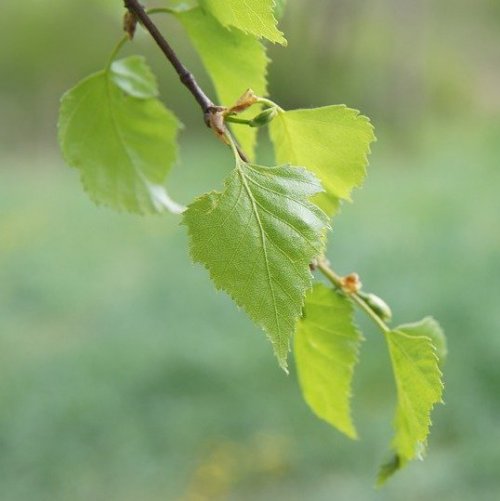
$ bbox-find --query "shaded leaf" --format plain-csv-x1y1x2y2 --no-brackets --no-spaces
377,454,401,486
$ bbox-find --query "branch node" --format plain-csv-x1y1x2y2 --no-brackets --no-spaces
123,10,138,39
124,0,214,113
179,70,194,86
341,273,363,294
206,106,229,143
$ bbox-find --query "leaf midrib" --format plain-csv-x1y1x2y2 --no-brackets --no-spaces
236,163,283,353
104,70,153,211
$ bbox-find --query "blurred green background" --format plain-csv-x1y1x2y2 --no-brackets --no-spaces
1,1,499,499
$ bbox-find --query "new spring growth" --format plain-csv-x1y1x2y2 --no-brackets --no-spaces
248,107,279,127
358,291,393,322
223,89,279,128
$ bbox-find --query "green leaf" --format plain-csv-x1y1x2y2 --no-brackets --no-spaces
177,7,268,158
295,284,362,439
270,106,376,216
183,160,329,370
377,454,401,485
398,317,448,366
110,56,158,99
378,329,444,485
58,57,181,214
199,0,286,45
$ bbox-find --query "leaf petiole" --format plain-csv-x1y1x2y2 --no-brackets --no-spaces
146,7,177,16
224,115,253,126
317,259,390,334
256,96,284,112
106,35,129,71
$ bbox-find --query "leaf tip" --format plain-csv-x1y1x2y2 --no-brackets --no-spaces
376,453,401,487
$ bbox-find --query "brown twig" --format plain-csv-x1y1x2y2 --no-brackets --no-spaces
123,0,249,161
123,0,213,113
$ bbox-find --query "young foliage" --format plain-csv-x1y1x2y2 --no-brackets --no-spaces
176,6,268,158
183,158,329,370
58,56,181,214
199,0,286,45
58,0,446,485
295,284,362,438
270,106,375,215
378,327,444,484
398,317,448,366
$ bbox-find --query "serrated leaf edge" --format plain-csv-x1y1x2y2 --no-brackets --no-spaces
183,162,329,371
378,330,444,485
58,66,182,215
274,105,376,206
296,286,364,439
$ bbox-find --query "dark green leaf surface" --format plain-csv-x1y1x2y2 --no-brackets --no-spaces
183,160,329,369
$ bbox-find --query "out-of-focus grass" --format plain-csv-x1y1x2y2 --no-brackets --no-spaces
0,121,499,500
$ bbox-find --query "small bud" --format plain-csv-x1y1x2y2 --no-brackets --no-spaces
228,89,258,114
359,292,392,322
123,11,138,40
206,107,230,144
249,107,278,127
341,273,362,294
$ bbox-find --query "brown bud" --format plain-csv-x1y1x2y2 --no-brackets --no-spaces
123,11,138,40
207,107,230,144
341,273,362,294
227,89,258,115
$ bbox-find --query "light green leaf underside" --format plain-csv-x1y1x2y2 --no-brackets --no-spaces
378,329,444,485
295,284,362,439
177,7,268,159
58,57,181,214
398,317,448,366
270,106,376,216
110,56,159,99
183,161,329,369
199,0,286,45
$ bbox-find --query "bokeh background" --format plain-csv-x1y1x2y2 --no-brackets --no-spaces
1,1,499,499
